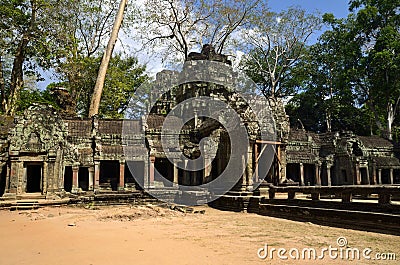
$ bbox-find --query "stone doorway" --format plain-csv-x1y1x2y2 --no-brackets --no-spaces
78,167,89,191
125,161,144,189
0,164,6,196
26,163,43,193
63,166,73,192
100,161,119,191
360,168,369,184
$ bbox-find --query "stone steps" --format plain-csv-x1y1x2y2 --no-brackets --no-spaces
10,200,41,211
16,193,46,200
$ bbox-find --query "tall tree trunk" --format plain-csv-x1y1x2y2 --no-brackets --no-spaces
88,0,128,117
3,0,36,115
326,111,332,132
0,55,5,112
5,36,29,115
367,100,384,133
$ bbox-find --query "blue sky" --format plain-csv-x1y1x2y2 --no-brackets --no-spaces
269,0,350,18
38,1,352,89
268,0,351,43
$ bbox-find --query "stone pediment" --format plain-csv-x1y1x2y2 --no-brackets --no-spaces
9,104,68,154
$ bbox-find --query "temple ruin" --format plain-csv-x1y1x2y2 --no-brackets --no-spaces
0,45,399,201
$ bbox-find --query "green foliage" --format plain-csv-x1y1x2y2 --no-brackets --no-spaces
241,7,322,98
49,54,147,118
287,0,400,137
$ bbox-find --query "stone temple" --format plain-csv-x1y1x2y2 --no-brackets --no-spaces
0,45,399,201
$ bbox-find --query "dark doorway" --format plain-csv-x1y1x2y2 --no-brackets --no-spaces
155,158,174,187
381,169,390,184
341,169,348,185
321,164,328,186
286,163,300,183
26,164,42,193
360,168,369,184
304,164,315,186
394,169,400,184
100,161,119,191
64,166,73,192
0,164,7,196
125,161,144,189
79,167,89,191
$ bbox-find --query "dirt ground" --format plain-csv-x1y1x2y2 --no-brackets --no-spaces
0,204,398,265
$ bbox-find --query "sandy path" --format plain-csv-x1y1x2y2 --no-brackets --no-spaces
0,205,398,265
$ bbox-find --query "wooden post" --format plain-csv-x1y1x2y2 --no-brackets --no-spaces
254,144,259,183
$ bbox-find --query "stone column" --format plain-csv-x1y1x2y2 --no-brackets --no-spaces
280,146,287,184
8,160,19,194
88,166,94,190
21,164,27,194
16,161,23,195
173,159,179,186
327,164,332,186
241,153,247,190
390,168,394,184
94,161,100,189
315,163,321,186
149,156,155,188
119,161,125,190
378,169,382,184
355,163,361,185
246,143,253,189
46,160,56,193
72,165,79,192
300,163,304,186
276,145,282,184
203,157,211,184
4,164,10,194
371,164,377,185
183,159,190,185
42,161,48,194
143,159,149,188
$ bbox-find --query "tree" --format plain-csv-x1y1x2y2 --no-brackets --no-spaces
0,0,72,115
98,55,147,118
322,0,400,139
50,54,147,118
54,0,128,116
89,0,128,117
241,7,322,98
136,0,263,62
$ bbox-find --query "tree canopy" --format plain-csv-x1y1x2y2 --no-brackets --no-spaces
1,0,399,141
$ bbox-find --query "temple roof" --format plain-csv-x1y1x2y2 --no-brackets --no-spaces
358,136,393,148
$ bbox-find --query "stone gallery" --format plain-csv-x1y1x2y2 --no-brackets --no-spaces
0,46,399,200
